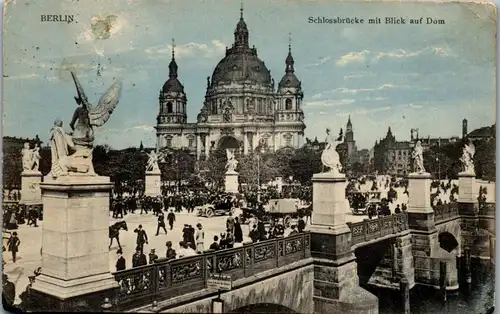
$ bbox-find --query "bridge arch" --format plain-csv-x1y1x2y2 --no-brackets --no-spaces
438,232,459,253
231,303,296,313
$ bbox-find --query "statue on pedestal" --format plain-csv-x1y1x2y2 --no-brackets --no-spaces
225,149,238,172
321,128,343,175
49,71,122,178
460,139,475,175
21,143,41,172
145,150,164,172
412,140,426,173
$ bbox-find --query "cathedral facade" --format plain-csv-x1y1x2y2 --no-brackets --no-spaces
155,9,306,160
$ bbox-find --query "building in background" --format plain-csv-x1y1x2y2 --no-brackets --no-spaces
155,8,306,160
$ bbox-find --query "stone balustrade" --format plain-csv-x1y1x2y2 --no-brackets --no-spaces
433,203,459,224
112,232,311,311
347,213,409,247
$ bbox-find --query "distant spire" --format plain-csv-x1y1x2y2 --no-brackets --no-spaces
288,32,292,53
285,33,295,74
171,38,175,60
347,115,352,126
240,0,244,20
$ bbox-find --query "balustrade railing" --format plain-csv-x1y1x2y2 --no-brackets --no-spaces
433,203,459,223
347,213,409,246
112,232,311,310
478,202,496,217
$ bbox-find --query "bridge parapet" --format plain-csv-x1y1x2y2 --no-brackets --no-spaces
433,203,459,224
111,232,311,311
347,213,409,247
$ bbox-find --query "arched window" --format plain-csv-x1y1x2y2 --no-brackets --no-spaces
167,102,173,113
285,99,293,110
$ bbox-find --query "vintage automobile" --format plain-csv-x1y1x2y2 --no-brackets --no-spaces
197,196,235,218
267,198,309,228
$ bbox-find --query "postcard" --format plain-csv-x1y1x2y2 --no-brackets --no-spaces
2,0,496,313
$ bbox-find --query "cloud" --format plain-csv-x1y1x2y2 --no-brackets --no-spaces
306,56,332,67
332,84,404,94
145,40,226,59
336,50,370,66
336,46,454,66
305,99,355,108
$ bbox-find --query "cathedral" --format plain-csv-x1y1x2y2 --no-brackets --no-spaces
155,8,306,160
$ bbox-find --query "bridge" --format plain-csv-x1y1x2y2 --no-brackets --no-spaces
28,172,495,313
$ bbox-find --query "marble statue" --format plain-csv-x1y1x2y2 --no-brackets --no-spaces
412,140,426,173
49,71,122,178
145,150,163,172
21,143,41,172
460,139,475,175
321,128,344,175
225,149,238,172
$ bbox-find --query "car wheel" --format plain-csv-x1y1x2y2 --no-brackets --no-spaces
206,209,214,218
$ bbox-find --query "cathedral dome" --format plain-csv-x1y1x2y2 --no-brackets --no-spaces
211,51,272,86
210,8,272,87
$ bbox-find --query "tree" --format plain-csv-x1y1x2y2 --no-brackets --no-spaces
289,147,322,184
198,148,226,189
160,148,196,188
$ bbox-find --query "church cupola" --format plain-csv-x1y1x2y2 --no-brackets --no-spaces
278,34,301,90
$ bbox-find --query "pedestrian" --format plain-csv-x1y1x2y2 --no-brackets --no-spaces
209,236,220,251
182,224,190,244
7,232,20,263
289,225,299,236
257,220,267,241
226,213,235,233
187,225,196,250
165,241,176,260
297,217,306,233
225,228,234,249
195,223,205,253
149,249,158,264
2,274,15,308
134,224,148,254
249,224,259,243
234,217,243,243
132,249,147,268
167,209,176,230
395,204,401,214
156,211,168,236
115,249,126,271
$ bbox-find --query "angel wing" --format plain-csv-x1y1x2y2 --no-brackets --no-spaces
89,79,123,127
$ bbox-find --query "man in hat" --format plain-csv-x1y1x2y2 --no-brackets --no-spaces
195,223,205,253
132,248,147,268
115,249,126,271
289,225,299,236
149,248,158,264
156,210,168,236
134,224,148,254
7,232,20,263
167,209,176,230
2,274,15,308
165,241,176,260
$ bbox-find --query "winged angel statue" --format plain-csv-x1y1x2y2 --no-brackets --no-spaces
49,71,122,178
321,128,344,175
460,139,475,175
144,149,164,172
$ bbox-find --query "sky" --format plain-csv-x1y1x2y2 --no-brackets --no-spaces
2,0,497,150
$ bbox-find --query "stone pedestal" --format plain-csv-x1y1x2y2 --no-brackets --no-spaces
407,172,440,287
457,172,480,254
20,170,42,204
31,175,118,309
310,172,350,235
20,170,44,219
225,170,239,194
309,171,378,313
145,170,162,196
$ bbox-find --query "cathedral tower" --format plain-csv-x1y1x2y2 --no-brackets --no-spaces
275,34,305,147
156,39,188,148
